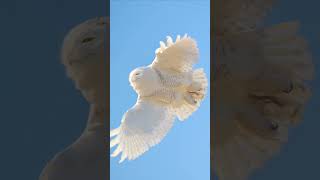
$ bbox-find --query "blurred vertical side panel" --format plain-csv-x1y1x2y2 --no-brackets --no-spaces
212,1,317,180
210,0,215,179
39,0,110,179
105,0,110,178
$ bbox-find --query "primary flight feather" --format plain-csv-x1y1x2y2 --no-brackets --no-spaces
110,35,208,163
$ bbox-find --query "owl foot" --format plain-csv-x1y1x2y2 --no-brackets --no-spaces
184,93,197,105
188,89,204,99
187,82,202,92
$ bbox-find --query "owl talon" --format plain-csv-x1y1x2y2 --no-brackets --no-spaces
184,94,197,105
188,90,204,99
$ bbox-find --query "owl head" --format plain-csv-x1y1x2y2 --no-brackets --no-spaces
61,17,109,106
129,66,159,96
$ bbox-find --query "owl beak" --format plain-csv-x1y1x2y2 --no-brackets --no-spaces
131,76,140,83
135,77,141,81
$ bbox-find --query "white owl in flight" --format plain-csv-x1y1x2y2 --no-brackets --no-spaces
110,35,207,163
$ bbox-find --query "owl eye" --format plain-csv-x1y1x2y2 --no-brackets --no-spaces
135,72,140,76
270,121,279,131
82,36,96,43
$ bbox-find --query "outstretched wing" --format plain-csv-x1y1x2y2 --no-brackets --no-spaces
213,21,314,179
215,0,276,35
110,99,176,163
151,35,199,72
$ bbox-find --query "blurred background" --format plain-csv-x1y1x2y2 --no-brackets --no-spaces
0,0,107,179
212,1,320,179
248,1,320,179
213,1,320,180
110,0,210,180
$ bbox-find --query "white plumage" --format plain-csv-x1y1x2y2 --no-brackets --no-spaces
110,35,208,163
214,1,314,179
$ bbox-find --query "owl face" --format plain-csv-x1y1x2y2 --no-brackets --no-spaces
62,17,109,106
129,67,159,95
129,68,145,83
62,17,108,67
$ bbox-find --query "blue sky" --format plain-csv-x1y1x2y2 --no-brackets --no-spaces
110,0,210,180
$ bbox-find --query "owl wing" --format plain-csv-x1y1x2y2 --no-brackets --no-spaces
214,21,314,179
214,89,310,180
110,98,176,163
216,0,276,34
216,0,278,78
151,35,199,73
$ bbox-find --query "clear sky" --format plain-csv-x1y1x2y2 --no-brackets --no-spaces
110,0,210,180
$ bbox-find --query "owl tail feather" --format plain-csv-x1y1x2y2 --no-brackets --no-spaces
174,68,208,121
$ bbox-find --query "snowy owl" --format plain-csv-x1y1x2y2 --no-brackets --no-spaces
110,35,208,163
39,17,109,180
213,0,314,179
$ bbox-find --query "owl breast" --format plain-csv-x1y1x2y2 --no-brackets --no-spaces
153,68,192,89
